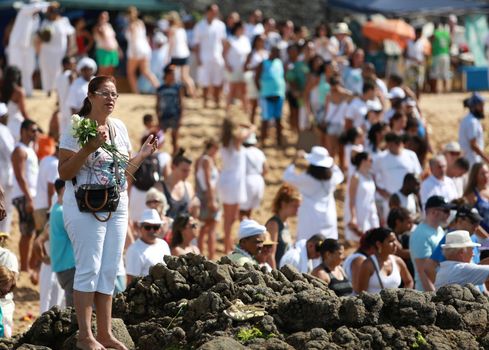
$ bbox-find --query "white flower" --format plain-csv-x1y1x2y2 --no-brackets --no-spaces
71,114,81,136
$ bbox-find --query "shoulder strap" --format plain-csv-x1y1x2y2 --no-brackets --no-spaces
108,121,121,186
368,255,385,289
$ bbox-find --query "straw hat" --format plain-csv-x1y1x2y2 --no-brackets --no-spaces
333,22,351,35
441,230,480,249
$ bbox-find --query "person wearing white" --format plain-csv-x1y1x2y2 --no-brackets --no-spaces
33,153,58,236
7,1,50,96
344,152,379,242
278,235,323,273
125,209,171,283
435,230,489,289
373,133,422,220
39,240,65,313
345,82,376,130
458,93,488,166
283,147,344,241
420,155,459,209
0,244,19,338
66,58,97,117
240,134,266,215
193,4,227,107
55,57,76,134
0,105,14,234
244,10,264,42
39,5,75,94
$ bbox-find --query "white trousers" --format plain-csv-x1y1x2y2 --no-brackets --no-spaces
39,47,64,93
39,262,65,313
0,186,12,233
64,194,128,295
7,46,36,97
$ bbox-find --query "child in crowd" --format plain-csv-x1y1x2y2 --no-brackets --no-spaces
0,266,16,337
156,64,184,154
141,113,158,139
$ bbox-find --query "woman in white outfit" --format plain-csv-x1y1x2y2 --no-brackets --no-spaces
1,66,30,142
224,21,252,113
39,4,75,94
167,11,195,96
217,118,251,253
240,133,267,218
125,6,159,93
357,227,413,294
344,152,379,244
244,34,269,124
59,76,156,350
283,146,344,241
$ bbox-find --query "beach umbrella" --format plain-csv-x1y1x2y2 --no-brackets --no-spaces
362,19,415,48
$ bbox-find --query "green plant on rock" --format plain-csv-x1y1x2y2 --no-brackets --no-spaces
236,327,276,343
411,331,428,348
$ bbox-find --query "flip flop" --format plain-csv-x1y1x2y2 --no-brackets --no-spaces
223,299,267,321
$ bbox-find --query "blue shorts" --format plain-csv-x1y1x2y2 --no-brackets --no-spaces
260,96,284,121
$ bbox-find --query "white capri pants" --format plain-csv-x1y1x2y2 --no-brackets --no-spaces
64,193,128,295
198,59,225,87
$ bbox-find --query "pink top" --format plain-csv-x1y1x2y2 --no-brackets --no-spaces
94,23,118,51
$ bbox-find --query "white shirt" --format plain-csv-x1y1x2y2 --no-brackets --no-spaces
283,164,344,241
169,27,190,59
420,175,459,209
406,38,425,63
279,239,320,273
9,2,49,48
125,238,171,277
193,18,226,63
392,191,418,217
346,97,369,129
40,17,75,53
226,35,251,72
0,124,14,188
33,155,59,210
67,76,90,112
55,70,74,131
245,146,266,176
435,260,489,290
459,113,484,166
0,247,19,302
11,142,39,199
372,149,422,195
245,22,264,41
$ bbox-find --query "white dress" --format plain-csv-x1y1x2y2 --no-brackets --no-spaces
217,146,247,205
39,17,75,92
126,21,151,60
283,164,344,241
6,100,24,142
344,172,379,242
240,146,266,211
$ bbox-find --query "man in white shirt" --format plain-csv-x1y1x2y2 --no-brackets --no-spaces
458,93,488,166
244,9,264,42
279,234,324,273
7,1,50,97
373,132,422,220
0,104,14,234
405,27,426,99
420,155,459,209
55,56,77,134
125,209,171,284
345,81,376,130
193,4,226,108
435,230,489,290
66,58,97,115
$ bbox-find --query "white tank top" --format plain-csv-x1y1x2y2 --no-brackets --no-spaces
170,27,190,58
367,254,401,294
11,142,39,199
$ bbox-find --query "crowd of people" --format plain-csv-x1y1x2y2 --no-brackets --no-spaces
1,2,489,349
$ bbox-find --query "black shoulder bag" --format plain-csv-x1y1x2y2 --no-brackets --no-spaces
73,122,121,222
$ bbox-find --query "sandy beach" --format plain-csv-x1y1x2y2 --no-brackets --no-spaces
6,89,489,335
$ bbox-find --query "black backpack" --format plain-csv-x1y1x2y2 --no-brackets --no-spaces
133,155,161,191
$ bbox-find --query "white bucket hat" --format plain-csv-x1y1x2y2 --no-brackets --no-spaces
441,230,480,249
305,146,334,168
238,219,266,240
333,22,351,35
139,208,163,225
76,57,97,74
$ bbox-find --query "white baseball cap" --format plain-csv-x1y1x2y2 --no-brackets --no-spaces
387,87,406,99
441,230,480,249
238,219,266,240
305,146,334,168
443,141,461,153
139,208,163,225
0,103,7,117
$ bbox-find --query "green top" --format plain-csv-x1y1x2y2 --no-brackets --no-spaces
286,61,310,92
432,29,451,57
228,247,258,266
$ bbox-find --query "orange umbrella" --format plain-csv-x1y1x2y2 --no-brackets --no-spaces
362,19,415,49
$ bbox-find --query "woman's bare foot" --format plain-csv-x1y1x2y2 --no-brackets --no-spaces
76,335,106,350
96,335,128,350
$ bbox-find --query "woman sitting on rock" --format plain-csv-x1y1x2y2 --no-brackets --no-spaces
357,227,413,293
311,239,352,297
170,213,201,256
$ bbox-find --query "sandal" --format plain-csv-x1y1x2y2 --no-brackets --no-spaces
223,299,267,321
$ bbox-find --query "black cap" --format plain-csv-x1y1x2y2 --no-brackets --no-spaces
456,205,483,223
424,195,457,211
